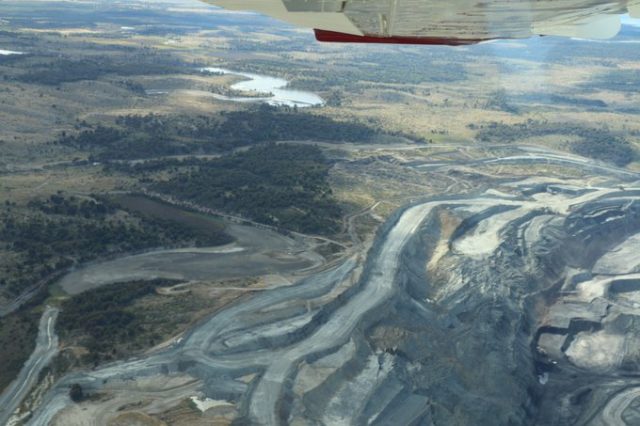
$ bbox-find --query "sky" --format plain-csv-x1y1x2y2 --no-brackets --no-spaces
622,14,640,27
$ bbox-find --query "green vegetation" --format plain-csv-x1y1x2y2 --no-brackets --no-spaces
55,124,185,161
57,280,168,365
189,106,378,145
515,93,607,109
0,308,39,391
32,193,116,218
0,195,229,298
153,143,342,234
570,134,636,166
15,57,186,86
584,69,640,93
69,383,84,402
55,106,384,160
110,194,229,244
56,278,251,367
280,50,468,92
475,120,636,166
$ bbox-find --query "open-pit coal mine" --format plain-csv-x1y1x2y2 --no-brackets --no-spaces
11,145,640,426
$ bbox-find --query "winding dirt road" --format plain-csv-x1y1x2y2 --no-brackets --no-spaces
0,306,59,426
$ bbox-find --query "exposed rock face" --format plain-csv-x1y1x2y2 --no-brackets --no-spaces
25,177,640,426
284,183,640,426
532,197,640,426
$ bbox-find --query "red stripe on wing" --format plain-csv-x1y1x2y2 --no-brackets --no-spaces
314,29,489,45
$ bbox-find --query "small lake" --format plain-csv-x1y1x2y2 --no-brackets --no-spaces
201,67,324,108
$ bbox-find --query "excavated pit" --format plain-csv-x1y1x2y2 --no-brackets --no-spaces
22,171,640,425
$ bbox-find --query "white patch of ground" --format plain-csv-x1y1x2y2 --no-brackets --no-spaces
427,237,449,272
594,232,640,275
545,300,609,329
453,186,621,259
190,396,233,412
565,331,625,371
453,207,528,258
573,274,640,303
484,189,517,198
529,188,615,215
575,276,611,301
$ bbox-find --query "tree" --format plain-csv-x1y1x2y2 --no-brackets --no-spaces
69,383,84,402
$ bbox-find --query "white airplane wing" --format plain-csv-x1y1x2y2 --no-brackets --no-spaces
203,0,640,44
